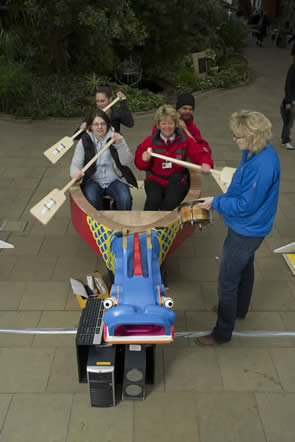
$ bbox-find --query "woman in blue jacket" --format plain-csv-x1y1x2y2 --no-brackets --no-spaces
196,110,280,345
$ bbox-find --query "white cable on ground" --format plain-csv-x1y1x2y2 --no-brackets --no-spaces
0,328,77,334
0,329,295,338
175,331,295,338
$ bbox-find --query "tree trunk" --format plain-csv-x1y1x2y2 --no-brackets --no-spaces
54,28,68,73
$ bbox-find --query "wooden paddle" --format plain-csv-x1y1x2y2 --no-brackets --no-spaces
0,240,14,249
43,96,120,164
31,137,114,225
147,148,236,187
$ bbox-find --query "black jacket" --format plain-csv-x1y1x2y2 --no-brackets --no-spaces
109,100,134,133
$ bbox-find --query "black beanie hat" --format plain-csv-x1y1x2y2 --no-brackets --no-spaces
176,93,195,110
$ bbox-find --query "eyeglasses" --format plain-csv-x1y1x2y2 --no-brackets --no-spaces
92,122,107,127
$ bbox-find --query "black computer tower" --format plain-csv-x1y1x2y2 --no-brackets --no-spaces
122,344,154,400
87,345,116,407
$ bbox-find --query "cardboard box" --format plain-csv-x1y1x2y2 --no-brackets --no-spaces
71,272,109,309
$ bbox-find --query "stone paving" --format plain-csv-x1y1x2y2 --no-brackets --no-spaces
0,36,295,442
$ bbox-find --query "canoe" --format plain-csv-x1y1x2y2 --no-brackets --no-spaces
69,169,210,272
69,170,211,344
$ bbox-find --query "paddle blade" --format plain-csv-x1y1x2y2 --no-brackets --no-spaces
30,189,66,225
220,167,236,186
0,240,14,249
274,242,295,254
44,136,74,164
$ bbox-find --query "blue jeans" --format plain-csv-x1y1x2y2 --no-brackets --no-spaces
82,179,132,210
212,228,264,343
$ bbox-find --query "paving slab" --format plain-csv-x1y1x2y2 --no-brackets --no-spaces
134,392,199,442
29,217,70,235
179,257,220,282
186,311,218,334
0,282,26,310
2,167,46,179
0,395,12,433
32,311,80,346
0,393,72,442
279,312,295,341
46,347,87,393
269,348,295,392
9,255,57,281
146,346,165,393
64,292,82,311
0,311,41,347
199,282,219,312
18,281,68,310
0,257,16,280
191,237,224,259
11,177,40,191
0,348,55,393
41,234,96,259
0,219,27,233
168,280,204,311
216,347,282,392
256,255,292,281
251,281,295,311
256,393,295,442
233,312,293,347
0,189,32,218
66,393,133,442
164,346,223,392
0,234,44,256
51,256,97,281
193,392,266,442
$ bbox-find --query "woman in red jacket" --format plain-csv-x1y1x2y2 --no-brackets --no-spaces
135,105,214,210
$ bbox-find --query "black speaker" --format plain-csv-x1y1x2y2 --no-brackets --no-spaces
87,345,116,407
122,344,147,400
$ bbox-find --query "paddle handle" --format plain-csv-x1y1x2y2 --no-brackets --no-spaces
70,128,84,141
63,137,114,193
147,149,220,177
183,126,194,140
103,96,120,113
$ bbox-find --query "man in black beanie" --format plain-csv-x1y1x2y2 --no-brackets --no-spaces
176,92,212,154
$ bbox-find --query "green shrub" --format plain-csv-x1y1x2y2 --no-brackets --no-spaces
195,54,248,91
215,16,249,55
111,84,165,112
0,67,165,118
0,57,31,112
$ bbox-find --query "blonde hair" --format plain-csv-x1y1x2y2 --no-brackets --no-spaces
230,110,272,152
154,105,179,128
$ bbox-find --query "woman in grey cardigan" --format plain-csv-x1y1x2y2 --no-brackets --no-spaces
70,109,132,210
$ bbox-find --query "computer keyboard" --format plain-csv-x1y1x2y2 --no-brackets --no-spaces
76,298,104,345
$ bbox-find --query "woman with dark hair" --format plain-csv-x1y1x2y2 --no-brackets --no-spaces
71,109,133,210
79,86,134,134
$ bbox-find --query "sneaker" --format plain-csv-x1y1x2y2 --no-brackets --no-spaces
281,142,295,150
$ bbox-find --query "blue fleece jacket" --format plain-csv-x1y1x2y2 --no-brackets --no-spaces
212,143,280,237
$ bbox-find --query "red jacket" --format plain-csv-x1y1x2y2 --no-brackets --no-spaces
152,119,212,154
135,128,214,187
184,119,212,155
